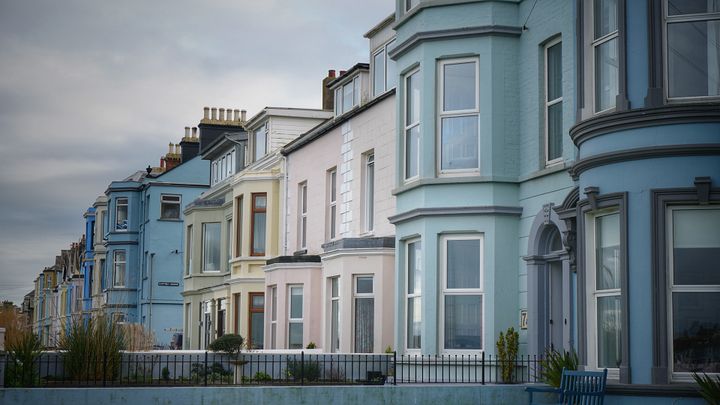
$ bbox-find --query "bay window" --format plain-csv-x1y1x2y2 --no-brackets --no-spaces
441,235,483,351
330,277,340,353
593,0,619,112
249,292,265,349
406,239,422,350
438,59,479,172
327,169,337,240
288,285,303,349
202,222,221,272
113,250,126,287
404,69,421,180
545,39,563,164
251,193,267,256
354,276,374,353
115,198,128,230
185,224,193,275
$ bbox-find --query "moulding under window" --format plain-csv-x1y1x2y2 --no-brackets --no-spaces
321,236,395,252
389,25,522,60
392,175,517,195
389,205,522,224
321,247,396,261
517,162,572,182
570,104,720,147
263,262,323,273
157,218,182,222
569,144,720,180
392,0,489,31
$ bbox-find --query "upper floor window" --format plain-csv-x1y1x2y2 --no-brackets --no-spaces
363,152,375,233
113,250,126,287
251,193,267,256
593,0,619,112
115,198,128,231
665,0,720,100
298,182,308,249
326,169,338,240
545,39,563,165
438,58,479,173
211,149,236,186
202,222,221,272
373,40,398,97
404,69,421,181
160,194,181,219
335,76,360,115
253,123,267,161
235,195,243,257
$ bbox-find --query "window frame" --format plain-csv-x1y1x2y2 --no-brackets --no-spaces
405,0,419,12
662,0,720,102
326,169,337,241
439,234,484,354
270,285,277,349
201,222,222,273
160,194,182,220
329,276,340,353
250,193,267,256
235,195,243,258
404,68,421,182
185,224,193,276
405,238,422,352
437,57,480,175
299,181,308,249
253,122,268,162
225,217,232,271
590,0,620,114
248,292,265,349
113,250,126,288
353,275,375,353
372,39,398,97
544,38,564,166
363,152,375,233
288,285,304,349
115,197,128,231
335,76,361,116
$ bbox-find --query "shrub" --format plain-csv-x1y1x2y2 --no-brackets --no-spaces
385,345,394,354
253,371,272,382
285,358,320,382
693,372,720,405
208,334,244,358
58,316,126,381
5,331,42,387
123,323,155,351
496,327,519,383
306,341,317,349
161,366,170,381
537,348,579,388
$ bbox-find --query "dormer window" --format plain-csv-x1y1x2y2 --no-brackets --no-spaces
211,148,236,187
253,122,268,161
373,40,397,97
335,76,360,115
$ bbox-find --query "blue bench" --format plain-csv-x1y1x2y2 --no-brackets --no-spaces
526,368,608,404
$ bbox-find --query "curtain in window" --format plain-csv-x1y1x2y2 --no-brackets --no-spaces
355,297,374,353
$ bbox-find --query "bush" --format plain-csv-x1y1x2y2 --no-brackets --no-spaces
161,366,170,381
208,334,244,358
58,316,126,381
306,342,317,349
285,358,320,382
537,348,579,388
496,327,519,383
693,372,720,405
253,371,272,382
5,331,42,387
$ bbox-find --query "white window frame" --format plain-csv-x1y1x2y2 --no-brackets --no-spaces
439,234,484,354
585,208,622,379
270,285,277,349
591,0,619,114
405,238,422,352
113,250,126,288
353,275,375,353
363,152,375,233
404,68,421,182
253,122,268,161
299,181,308,249
666,205,720,381
544,38,564,166
185,224,193,276
372,39,398,97
225,217,232,271
437,57,480,175
201,222,221,273
335,76,361,115
115,197,128,231
160,194,181,220
329,276,340,353
663,1,720,102
326,168,337,241
288,285,304,349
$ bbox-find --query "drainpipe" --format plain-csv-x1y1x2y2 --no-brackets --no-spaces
282,155,288,255
148,253,155,337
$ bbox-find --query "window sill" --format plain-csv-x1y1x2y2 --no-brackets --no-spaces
157,218,182,222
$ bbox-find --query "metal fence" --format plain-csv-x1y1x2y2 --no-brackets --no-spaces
1,351,544,387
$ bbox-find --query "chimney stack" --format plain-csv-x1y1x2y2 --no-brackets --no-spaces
219,108,225,121
322,69,337,111
184,126,191,139
192,127,198,139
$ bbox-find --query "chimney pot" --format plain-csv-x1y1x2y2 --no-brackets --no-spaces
233,109,240,121
211,107,218,120
328,69,336,78
168,142,173,154
203,107,210,119
241,110,247,122
340,70,347,76
184,126,190,138
175,144,181,155
192,127,198,139
219,108,225,121
226,108,232,122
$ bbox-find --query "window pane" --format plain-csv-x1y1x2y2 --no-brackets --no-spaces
406,71,421,124
597,295,622,368
547,43,562,102
271,323,277,349
203,223,221,271
373,50,385,96
405,126,420,178
331,300,340,352
290,287,303,319
255,126,266,158
289,323,303,349
667,21,720,98
673,209,720,285
444,295,482,350
357,276,373,294
271,287,277,320
447,239,480,288
547,102,563,161
441,116,478,170
353,77,360,106
443,62,476,111
330,205,336,239
408,241,422,294
331,277,339,298
407,296,422,349
386,40,397,90
255,195,267,209
667,0,720,15
252,212,266,255
335,89,342,114
595,38,618,111
594,0,618,38
252,295,265,308
355,297,374,352
596,213,620,290
343,82,353,113
672,292,720,372
251,312,264,349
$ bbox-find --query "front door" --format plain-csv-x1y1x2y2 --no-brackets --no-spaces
547,261,563,351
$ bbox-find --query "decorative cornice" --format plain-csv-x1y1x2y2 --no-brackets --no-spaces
388,25,522,60
388,205,522,224
321,237,395,253
570,104,720,147
569,144,720,180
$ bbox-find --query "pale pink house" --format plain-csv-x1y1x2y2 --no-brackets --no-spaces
264,15,398,352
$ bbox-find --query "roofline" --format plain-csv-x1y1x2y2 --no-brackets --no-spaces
245,107,333,130
201,131,247,160
327,63,370,89
364,13,395,38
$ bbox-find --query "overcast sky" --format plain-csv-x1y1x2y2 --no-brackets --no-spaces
0,0,392,305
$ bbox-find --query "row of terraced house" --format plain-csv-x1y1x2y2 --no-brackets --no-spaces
27,0,719,391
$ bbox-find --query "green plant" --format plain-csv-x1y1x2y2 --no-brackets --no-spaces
306,341,317,349
496,327,519,383
385,345,394,354
285,358,321,382
208,334,244,358
161,366,170,381
58,316,126,381
253,371,272,382
537,348,579,388
5,331,42,387
693,372,720,405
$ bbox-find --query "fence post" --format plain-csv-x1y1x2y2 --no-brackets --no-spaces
300,351,304,386
204,351,208,386
393,351,397,385
102,351,108,387
481,351,485,385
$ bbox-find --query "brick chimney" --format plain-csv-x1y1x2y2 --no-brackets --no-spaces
164,142,182,171
322,69,336,111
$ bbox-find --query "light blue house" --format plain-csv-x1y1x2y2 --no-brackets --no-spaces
102,135,209,347
81,207,95,316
